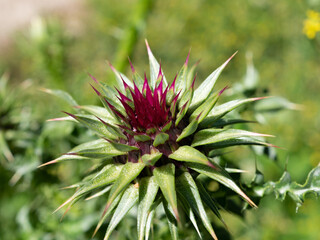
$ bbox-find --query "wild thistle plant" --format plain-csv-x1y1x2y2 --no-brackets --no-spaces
40,41,319,240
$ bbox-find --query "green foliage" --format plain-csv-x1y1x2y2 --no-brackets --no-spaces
250,164,320,211
1,0,319,239
18,18,71,89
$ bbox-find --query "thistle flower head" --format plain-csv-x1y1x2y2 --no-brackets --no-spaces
41,41,274,240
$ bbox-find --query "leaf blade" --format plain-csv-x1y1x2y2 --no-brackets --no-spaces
176,172,218,240
153,163,179,221
137,177,159,240
190,53,236,111
104,184,139,240
169,146,213,167
105,162,145,212
192,128,273,148
187,162,257,208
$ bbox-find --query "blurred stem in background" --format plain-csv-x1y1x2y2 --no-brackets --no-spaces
111,0,153,73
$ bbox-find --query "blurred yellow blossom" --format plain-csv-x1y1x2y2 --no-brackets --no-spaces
303,10,320,39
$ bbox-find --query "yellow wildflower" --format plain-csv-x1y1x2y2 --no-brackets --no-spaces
303,10,320,39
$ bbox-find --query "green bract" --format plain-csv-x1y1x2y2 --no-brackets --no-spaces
41,41,277,240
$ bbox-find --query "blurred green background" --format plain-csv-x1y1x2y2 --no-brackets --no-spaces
0,0,319,239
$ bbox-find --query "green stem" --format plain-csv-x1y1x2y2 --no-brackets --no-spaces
112,0,153,72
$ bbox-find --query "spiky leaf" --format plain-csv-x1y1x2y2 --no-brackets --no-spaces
187,162,257,208
190,53,236,111
190,88,225,123
64,112,125,140
153,163,179,221
41,88,79,107
71,141,137,159
141,151,163,166
178,195,202,239
108,61,134,90
252,165,320,210
54,164,123,213
39,139,110,167
163,199,179,240
137,177,159,240
104,184,139,240
200,97,262,128
176,172,218,240
176,116,199,142
145,40,167,88
105,162,145,211
174,52,189,97
93,193,123,237
153,132,169,147
192,128,273,147
75,105,116,122
169,146,213,167
145,198,161,240
195,179,226,227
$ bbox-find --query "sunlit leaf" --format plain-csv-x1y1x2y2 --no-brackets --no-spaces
104,184,139,240
153,163,179,221
187,162,257,208
145,40,167,89
169,146,213,167
137,177,159,240
163,199,179,240
105,162,145,211
190,53,236,111
192,128,273,148
176,172,218,240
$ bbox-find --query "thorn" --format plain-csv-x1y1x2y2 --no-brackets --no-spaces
128,57,135,73
191,73,197,89
145,39,151,52
251,96,272,101
95,115,107,125
259,133,275,138
107,60,115,71
91,201,111,238
170,74,178,91
53,196,74,214
184,48,191,67
90,83,102,96
173,207,180,224
62,111,77,119
87,73,99,85
60,204,72,221
46,117,72,122
91,225,100,239
210,230,219,240
120,75,130,90
227,51,238,64
207,161,218,170
157,61,163,78
267,143,284,150
38,159,58,168
219,86,229,96
196,111,203,121
180,100,189,112
115,88,131,102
